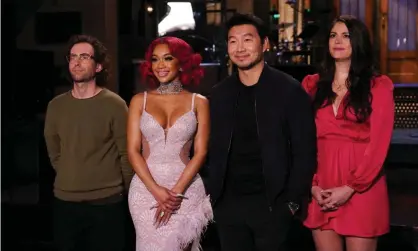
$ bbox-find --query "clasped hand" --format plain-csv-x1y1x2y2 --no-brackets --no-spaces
312,185,355,211
151,186,184,228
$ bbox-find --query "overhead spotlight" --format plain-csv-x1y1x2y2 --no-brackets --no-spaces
158,2,196,36
146,5,154,13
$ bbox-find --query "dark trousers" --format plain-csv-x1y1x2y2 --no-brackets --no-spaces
53,197,126,251
214,192,293,251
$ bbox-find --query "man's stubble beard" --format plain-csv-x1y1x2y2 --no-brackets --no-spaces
71,72,96,83
234,52,264,71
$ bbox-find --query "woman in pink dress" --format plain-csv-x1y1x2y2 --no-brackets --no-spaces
302,15,394,251
127,37,213,251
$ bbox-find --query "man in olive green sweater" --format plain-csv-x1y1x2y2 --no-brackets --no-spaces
44,34,134,251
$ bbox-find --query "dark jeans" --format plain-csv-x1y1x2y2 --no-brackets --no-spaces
214,192,293,251
53,196,126,251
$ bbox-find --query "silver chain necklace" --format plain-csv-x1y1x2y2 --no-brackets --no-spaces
157,80,183,95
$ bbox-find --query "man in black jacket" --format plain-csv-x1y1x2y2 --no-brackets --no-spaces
208,14,317,251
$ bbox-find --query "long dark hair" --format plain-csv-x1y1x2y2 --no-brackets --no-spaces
313,15,379,123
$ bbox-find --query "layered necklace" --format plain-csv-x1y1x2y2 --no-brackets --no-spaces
157,80,183,95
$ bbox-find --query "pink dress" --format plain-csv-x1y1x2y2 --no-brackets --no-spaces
302,74,394,237
128,92,213,251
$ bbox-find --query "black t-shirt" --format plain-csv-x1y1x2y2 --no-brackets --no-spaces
225,82,266,195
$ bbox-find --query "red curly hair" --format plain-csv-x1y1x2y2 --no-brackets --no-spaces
140,36,204,88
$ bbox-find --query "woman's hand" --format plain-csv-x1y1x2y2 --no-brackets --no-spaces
311,186,328,206
151,186,182,212
154,204,174,228
321,185,355,210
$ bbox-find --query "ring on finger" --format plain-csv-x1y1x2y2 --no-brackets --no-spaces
160,211,165,218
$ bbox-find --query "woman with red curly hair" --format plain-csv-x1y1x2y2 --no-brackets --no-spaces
127,36,213,251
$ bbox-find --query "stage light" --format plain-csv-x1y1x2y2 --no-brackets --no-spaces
158,2,196,36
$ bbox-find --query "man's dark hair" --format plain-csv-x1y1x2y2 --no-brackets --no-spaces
65,34,110,86
225,13,268,41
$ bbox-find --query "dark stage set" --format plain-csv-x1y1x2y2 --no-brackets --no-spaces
2,0,418,250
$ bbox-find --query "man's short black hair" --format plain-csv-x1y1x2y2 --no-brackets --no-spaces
225,13,268,41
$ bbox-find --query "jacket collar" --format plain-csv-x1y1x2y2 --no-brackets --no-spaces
231,62,271,88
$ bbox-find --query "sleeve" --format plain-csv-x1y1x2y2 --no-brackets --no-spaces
312,174,319,186
112,99,134,192
300,74,319,187
346,76,395,193
301,74,318,97
285,83,318,207
44,102,61,170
